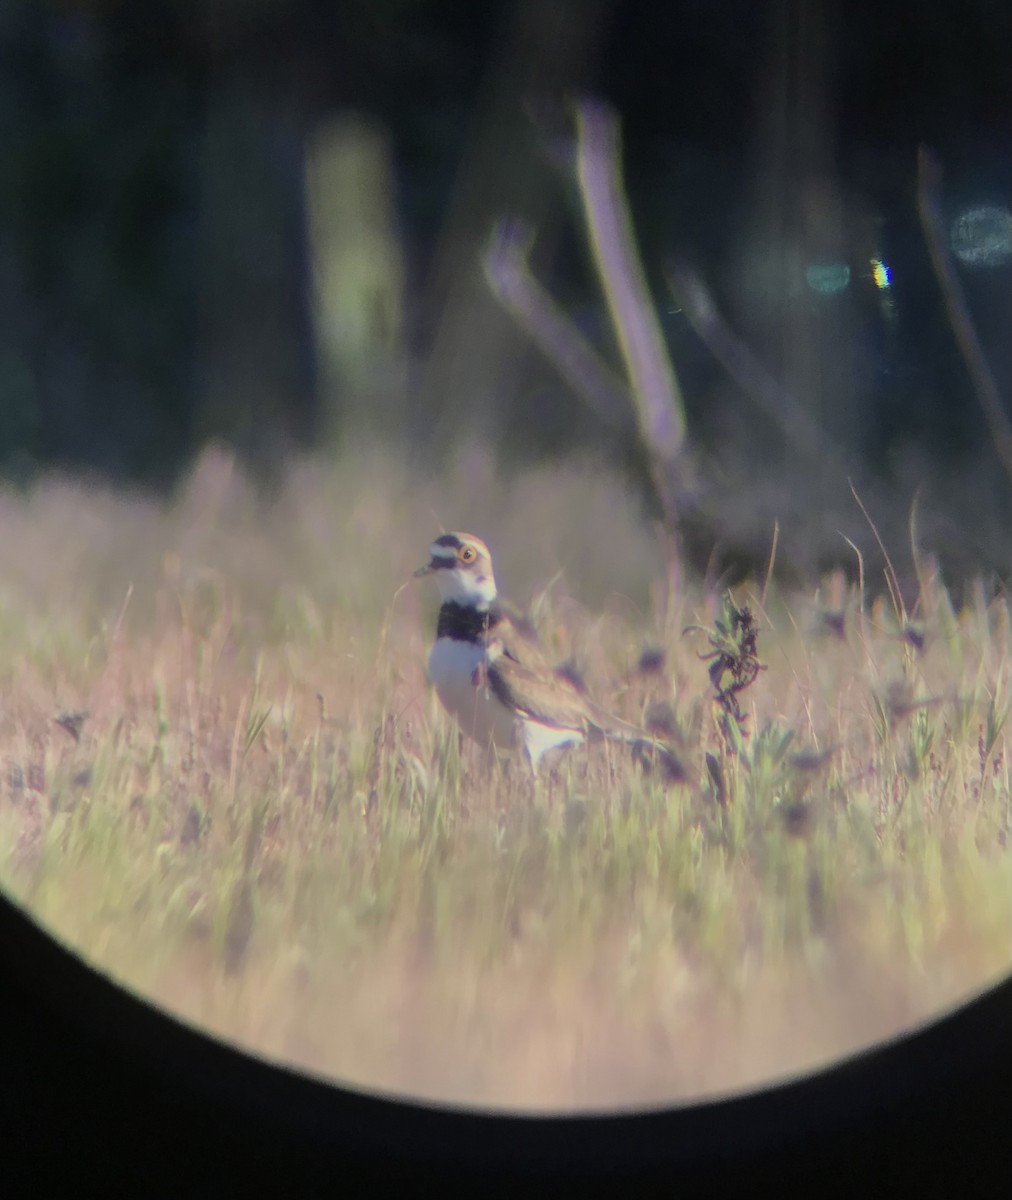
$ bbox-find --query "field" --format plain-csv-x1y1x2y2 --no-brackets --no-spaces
0,442,1009,1111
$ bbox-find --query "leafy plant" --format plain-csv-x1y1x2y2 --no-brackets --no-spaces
686,591,765,752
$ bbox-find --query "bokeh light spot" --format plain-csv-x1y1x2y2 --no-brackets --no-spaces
805,262,851,295
949,205,1012,268
871,258,891,289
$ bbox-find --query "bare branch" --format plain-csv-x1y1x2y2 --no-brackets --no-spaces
917,145,1012,491
665,262,845,470
573,98,687,467
482,218,634,430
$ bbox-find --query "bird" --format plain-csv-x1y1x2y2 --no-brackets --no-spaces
414,531,683,776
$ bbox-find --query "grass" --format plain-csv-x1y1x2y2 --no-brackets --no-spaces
0,441,1009,1111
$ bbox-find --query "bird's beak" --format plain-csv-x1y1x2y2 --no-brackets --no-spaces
413,561,435,578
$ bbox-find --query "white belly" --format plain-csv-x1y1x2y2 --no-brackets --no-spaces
427,637,519,752
519,719,583,768
426,636,586,768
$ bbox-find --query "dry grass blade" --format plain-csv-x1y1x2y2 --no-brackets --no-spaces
0,449,1006,1113
760,521,779,610
849,481,906,625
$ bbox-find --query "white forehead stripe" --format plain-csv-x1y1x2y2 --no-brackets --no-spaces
453,533,489,555
429,533,490,561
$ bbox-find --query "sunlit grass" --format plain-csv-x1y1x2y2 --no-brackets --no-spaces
0,442,1008,1110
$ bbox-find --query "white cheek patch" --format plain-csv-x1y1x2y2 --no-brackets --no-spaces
431,566,498,607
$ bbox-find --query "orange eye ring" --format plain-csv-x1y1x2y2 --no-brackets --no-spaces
458,545,477,563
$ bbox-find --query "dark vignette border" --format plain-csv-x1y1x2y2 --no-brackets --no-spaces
0,885,1010,1195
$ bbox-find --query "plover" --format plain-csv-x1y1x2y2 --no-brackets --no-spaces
415,532,679,774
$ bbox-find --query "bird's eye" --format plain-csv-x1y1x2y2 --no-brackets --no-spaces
458,545,476,563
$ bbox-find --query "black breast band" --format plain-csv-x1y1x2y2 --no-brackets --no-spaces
436,601,503,642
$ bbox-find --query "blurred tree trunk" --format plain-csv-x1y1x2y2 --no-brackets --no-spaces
304,113,407,445
195,79,314,475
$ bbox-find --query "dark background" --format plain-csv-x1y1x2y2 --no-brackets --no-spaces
2,0,1011,553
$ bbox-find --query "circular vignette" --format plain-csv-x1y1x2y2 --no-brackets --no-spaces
0,887,1010,1194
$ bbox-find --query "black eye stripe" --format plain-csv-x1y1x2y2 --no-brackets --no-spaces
429,533,488,562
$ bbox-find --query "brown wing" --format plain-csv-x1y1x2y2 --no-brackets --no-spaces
485,620,593,730
487,656,594,730
487,617,685,780
492,615,562,672
487,615,667,746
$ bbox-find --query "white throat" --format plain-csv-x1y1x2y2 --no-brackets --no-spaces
432,564,498,609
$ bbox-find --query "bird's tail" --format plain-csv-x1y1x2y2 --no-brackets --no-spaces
584,701,686,783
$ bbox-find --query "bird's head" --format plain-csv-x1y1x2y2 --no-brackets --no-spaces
414,532,498,608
